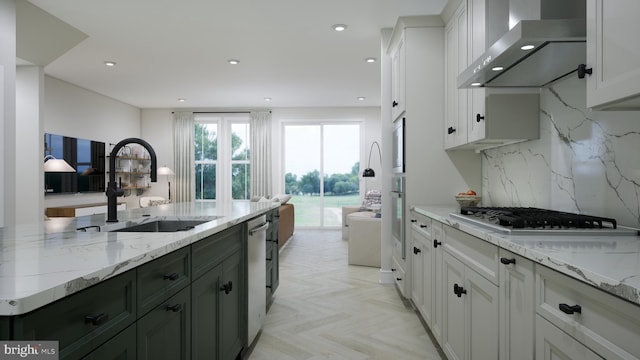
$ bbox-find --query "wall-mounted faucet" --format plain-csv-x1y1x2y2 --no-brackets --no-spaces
106,138,157,222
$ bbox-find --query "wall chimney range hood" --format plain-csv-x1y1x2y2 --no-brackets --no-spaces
457,0,586,88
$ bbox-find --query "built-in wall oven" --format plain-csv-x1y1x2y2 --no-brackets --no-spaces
391,175,405,259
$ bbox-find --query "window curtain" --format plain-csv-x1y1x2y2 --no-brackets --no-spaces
250,111,272,197
173,111,195,202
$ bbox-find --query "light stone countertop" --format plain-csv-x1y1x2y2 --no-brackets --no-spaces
0,201,279,316
412,205,640,306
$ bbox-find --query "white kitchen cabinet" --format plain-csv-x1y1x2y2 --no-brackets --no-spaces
430,221,445,344
442,252,499,360
444,1,469,149
585,0,640,110
442,223,499,360
536,315,603,360
390,36,406,121
499,249,535,360
410,217,430,321
536,265,640,360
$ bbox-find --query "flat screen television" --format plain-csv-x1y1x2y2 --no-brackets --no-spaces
44,133,106,194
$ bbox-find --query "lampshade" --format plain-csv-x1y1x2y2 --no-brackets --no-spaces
157,166,175,176
362,141,381,178
44,155,75,173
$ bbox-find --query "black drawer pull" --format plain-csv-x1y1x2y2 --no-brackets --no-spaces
453,283,467,297
85,313,109,326
559,303,582,315
500,257,516,265
392,100,398,107
220,281,233,294
476,114,485,122
420,224,427,228
266,257,272,261
391,268,396,272
396,277,402,281
411,219,417,223
163,272,179,281
166,304,182,312
413,246,421,255
433,239,442,248
448,126,456,134
577,64,592,79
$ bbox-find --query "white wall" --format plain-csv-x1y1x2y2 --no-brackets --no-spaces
141,109,175,201
1,0,16,226
43,76,142,211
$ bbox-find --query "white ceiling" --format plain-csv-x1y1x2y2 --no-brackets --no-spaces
25,0,446,109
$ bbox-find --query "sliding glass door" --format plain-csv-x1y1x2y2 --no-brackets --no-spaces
284,123,361,228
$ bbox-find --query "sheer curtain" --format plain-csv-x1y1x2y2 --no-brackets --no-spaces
173,111,194,202
250,111,272,197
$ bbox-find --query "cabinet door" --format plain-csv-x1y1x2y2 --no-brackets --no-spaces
442,253,465,360
391,36,406,121
536,315,603,360
466,268,499,360
444,1,469,149
499,249,535,360
410,225,425,317
191,264,222,360
137,286,191,360
83,324,137,360
586,0,640,110
220,251,244,360
430,222,444,344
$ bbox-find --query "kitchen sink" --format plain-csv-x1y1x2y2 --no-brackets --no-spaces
105,217,220,233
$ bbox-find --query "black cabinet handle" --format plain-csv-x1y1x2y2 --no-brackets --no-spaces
433,239,442,248
163,272,179,281
420,224,427,228
453,283,467,297
391,268,396,272
448,127,456,134
85,313,108,326
559,303,582,315
166,304,182,312
266,257,272,261
500,257,516,265
396,277,402,281
411,219,417,223
476,114,485,122
392,100,398,107
220,281,233,295
413,246,421,255
577,64,593,79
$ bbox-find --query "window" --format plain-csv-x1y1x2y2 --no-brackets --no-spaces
195,114,250,202
283,122,361,228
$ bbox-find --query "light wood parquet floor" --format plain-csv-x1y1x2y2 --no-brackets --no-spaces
246,229,444,360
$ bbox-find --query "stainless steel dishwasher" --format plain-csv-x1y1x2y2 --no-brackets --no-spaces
247,215,268,345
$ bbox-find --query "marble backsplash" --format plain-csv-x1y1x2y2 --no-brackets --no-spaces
482,76,640,228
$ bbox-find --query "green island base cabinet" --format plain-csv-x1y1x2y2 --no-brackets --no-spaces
0,207,283,360
409,208,640,360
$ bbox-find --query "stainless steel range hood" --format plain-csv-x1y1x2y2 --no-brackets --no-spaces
457,0,586,88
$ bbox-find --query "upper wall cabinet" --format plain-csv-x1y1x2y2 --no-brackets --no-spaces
390,36,406,121
585,0,640,110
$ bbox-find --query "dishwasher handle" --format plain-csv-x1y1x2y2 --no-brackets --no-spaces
249,222,269,236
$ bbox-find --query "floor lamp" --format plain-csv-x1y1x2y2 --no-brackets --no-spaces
157,166,175,201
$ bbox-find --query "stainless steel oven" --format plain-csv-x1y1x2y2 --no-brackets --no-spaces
392,117,404,173
391,175,405,259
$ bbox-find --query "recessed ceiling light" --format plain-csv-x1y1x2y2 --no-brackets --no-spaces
104,61,116,67
471,82,482,87
228,59,240,65
178,98,186,102
491,66,504,71
357,97,366,101
521,44,535,50
365,58,376,63
264,97,272,102
332,24,347,32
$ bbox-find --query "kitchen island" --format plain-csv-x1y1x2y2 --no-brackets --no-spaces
0,201,278,360
410,205,640,360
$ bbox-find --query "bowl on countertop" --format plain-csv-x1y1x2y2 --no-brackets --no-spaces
455,195,481,207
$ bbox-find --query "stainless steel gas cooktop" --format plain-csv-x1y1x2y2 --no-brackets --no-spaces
450,207,639,235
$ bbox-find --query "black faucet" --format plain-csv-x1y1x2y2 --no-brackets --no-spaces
106,138,157,222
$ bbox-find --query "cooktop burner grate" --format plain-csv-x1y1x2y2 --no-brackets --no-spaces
460,207,618,229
